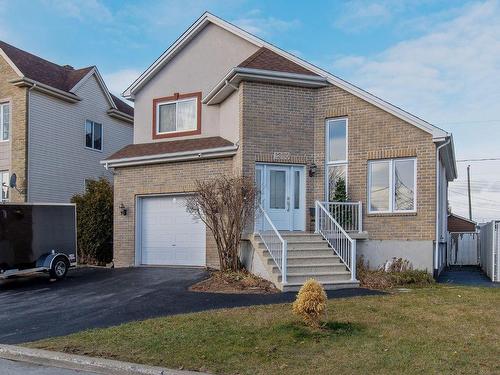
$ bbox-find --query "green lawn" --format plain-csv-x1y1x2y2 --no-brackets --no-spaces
29,286,499,375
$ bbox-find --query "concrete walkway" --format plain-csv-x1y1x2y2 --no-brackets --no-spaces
438,266,498,287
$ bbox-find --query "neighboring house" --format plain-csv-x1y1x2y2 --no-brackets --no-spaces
104,12,457,290
0,40,133,203
447,214,478,267
448,213,477,233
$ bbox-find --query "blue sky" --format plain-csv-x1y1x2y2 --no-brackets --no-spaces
2,0,500,221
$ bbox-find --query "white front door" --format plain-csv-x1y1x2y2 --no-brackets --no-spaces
256,164,305,231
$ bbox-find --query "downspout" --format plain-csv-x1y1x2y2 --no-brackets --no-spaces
434,137,451,278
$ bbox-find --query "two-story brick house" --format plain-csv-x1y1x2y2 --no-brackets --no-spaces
0,41,133,203
104,13,456,290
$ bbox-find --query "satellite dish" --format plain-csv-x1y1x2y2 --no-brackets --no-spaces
9,173,16,189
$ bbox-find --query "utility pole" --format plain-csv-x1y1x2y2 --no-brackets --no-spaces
467,165,472,220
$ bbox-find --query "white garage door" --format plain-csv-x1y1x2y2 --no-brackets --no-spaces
139,195,206,266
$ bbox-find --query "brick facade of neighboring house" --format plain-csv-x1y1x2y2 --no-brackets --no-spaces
0,56,28,202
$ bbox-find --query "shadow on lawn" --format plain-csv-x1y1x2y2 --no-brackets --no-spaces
275,321,364,341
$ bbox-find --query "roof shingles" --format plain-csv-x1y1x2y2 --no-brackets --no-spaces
0,40,133,116
106,136,235,161
238,47,318,76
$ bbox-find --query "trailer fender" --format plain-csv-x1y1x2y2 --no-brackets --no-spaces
36,252,71,269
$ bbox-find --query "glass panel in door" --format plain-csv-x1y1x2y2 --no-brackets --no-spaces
266,166,291,230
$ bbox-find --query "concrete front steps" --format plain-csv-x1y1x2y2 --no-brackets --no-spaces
253,232,359,292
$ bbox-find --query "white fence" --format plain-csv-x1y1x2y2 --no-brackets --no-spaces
478,221,499,282
448,232,478,266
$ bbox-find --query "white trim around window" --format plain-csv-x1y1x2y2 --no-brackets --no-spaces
85,120,103,151
325,117,348,200
368,157,417,214
156,97,198,135
0,102,10,142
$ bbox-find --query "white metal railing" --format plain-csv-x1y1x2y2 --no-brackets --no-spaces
255,204,288,284
315,201,357,281
324,201,362,233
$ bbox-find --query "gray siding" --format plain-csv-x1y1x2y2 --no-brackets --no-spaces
28,75,133,202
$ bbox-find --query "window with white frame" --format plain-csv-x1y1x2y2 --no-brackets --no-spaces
85,120,102,151
326,118,347,201
157,97,197,134
1,171,9,201
0,103,10,141
368,158,416,213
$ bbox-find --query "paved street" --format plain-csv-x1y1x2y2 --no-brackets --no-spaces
0,358,98,374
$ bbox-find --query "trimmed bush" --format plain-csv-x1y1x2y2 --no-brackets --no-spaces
71,178,113,265
292,279,328,328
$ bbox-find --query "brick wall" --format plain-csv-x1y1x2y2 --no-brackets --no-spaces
314,85,436,240
113,157,234,267
240,81,436,241
0,56,28,202
240,81,316,226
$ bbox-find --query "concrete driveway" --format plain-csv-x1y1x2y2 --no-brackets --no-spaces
0,267,381,344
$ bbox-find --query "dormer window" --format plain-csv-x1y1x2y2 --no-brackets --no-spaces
153,92,201,139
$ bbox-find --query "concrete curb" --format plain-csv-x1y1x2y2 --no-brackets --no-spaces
0,344,210,375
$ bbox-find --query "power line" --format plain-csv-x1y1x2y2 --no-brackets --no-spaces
435,119,500,125
456,158,500,162
449,189,500,204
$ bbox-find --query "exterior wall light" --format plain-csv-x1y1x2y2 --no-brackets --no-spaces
309,163,317,177
119,203,127,216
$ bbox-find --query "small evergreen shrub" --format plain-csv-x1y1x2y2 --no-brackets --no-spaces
292,279,328,328
71,178,113,265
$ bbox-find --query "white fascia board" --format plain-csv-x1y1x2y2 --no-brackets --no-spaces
106,109,134,124
435,135,457,181
101,144,238,168
70,67,117,110
203,68,329,105
69,67,96,93
124,11,449,138
10,77,81,103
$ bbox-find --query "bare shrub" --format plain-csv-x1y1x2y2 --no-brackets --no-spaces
357,256,434,289
185,175,256,272
292,279,328,328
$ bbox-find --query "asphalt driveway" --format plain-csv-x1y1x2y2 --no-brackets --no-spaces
0,267,382,344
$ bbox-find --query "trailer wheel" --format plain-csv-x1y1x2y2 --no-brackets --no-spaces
50,256,69,280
